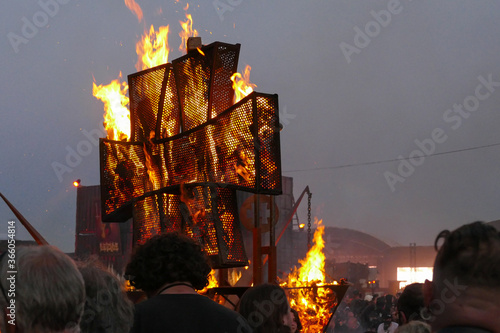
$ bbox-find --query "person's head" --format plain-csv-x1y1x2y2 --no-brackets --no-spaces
394,320,431,333
375,295,385,309
385,294,394,305
0,245,85,333
125,232,211,296
77,257,134,333
397,283,425,325
347,316,361,330
382,312,394,330
237,283,293,333
423,221,500,330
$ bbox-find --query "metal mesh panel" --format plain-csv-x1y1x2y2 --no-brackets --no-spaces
217,188,247,263
132,187,248,268
209,44,240,118
159,67,181,138
162,97,255,187
256,95,282,192
133,195,162,245
173,42,240,131
129,65,167,142
133,193,181,245
100,139,147,221
174,55,210,130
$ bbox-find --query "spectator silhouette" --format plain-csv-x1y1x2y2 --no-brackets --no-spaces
126,232,249,333
377,313,398,333
423,221,500,332
0,245,85,333
77,257,134,333
397,283,425,325
237,283,294,333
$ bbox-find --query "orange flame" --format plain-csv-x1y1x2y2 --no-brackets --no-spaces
298,220,325,283
231,65,257,103
136,25,170,71
92,75,130,141
281,219,337,332
179,6,198,53
199,269,222,303
206,269,218,290
124,0,143,22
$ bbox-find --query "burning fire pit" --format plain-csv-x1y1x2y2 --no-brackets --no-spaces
280,220,349,332
99,41,282,268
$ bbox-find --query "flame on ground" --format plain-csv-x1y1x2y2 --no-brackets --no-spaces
281,219,338,333
92,76,130,141
136,25,170,71
231,65,256,103
124,0,143,22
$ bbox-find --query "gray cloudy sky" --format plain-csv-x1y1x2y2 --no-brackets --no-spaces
1,0,500,252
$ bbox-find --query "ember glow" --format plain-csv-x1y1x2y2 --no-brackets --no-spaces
231,65,257,103
136,25,171,71
281,219,338,332
92,76,130,141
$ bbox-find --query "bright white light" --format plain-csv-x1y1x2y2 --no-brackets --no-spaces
397,267,433,289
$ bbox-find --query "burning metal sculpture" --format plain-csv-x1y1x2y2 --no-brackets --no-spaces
99,41,282,268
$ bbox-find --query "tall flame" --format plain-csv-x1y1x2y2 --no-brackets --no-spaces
282,219,337,333
298,220,325,283
231,65,256,103
179,4,198,53
124,0,143,22
92,76,130,141
136,25,170,71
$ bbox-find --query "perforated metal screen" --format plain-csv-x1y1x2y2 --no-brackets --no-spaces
132,186,247,267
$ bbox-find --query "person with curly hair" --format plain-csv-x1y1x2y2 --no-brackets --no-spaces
422,221,500,332
125,232,250,333
237,283,294,333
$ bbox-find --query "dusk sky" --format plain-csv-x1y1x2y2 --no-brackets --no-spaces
1,0,500,252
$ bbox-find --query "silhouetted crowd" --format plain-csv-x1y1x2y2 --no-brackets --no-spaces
331,285,427,333
0,221,498,332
